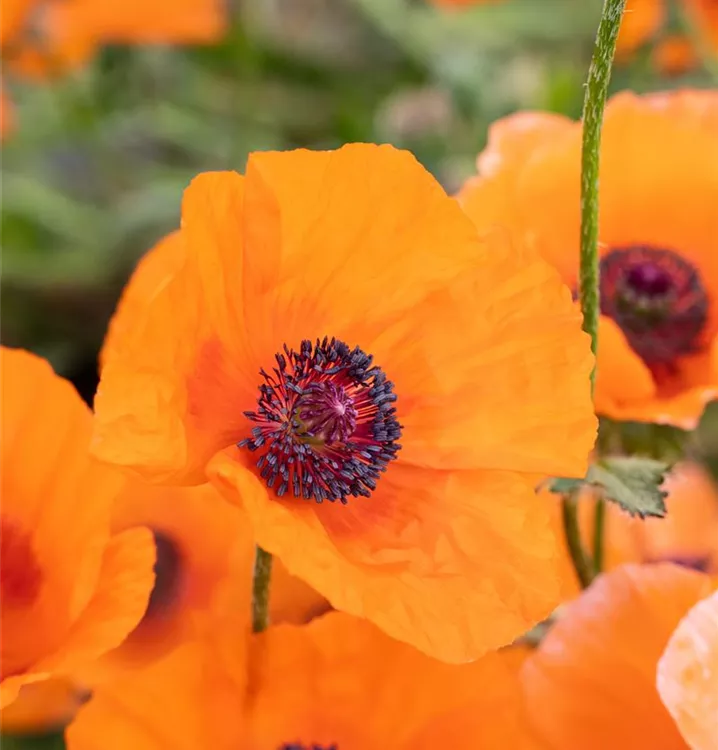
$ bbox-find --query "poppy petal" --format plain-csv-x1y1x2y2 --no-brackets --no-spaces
34,528,156,676
380,241,595,475
523,563,713,750
93,210,255,483
247,613,539,749
66,644,208,750
657,588,718,750
209,448,565,663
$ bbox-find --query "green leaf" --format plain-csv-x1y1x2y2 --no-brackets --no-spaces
587,457,668,519
545,476,584,495
546,457,669,519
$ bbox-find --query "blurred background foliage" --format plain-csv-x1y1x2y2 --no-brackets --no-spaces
1,0,718,747
3,0,715,402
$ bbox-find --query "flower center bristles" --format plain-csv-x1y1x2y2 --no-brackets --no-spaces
600,246,708,366
239,337,402,504
278,745,338,750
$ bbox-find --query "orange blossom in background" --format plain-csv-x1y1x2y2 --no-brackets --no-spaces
91,143,596,663
0,0,226,84
618,0,718,73
67,611,543,750
92,480,326,681
0,347,155,709
459,89,718,429
522,563,715,750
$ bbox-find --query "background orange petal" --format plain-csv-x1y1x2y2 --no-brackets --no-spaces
210,448,565,663
0,0,34,46
523,564,712,750
31,528,155,676
458,112,581,282
1,348,120,681
46,0,225,48
248,612,537,750
0,678,87,735
90,480,326,680
617,0,665,54
657,588,718,750
403,646,546,750
684,0,718,51
66,643,217,750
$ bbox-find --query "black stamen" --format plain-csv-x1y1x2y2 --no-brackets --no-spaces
239,338,402,504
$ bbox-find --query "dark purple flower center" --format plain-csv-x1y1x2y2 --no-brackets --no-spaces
240,337,402,504
279,745,337,750
600,246,708,366
143,531,184,621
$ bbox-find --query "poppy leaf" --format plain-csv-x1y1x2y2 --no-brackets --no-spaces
587,457,669,519
545,476,584,495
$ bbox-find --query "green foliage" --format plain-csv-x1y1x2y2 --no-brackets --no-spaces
0,734,65,750
548,456,670,519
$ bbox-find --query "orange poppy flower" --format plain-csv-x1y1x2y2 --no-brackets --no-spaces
617,0,718,68
0,0,35,48
91,144,596,663
617,0,665,56
459,89,718,429
1,0,226,80
67,611,543,750
658,587,718,750
90,479,329,681
687,0,718,51
522,563,715,750
0,679,88,735
0,347,156,709
652,35,700,75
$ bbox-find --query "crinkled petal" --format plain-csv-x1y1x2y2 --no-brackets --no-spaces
210,448,566,663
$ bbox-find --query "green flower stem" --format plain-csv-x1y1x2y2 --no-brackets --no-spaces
563,0,625,588
251,546,274,634
562,493,595,589
580,0,626,390
592,497,606,573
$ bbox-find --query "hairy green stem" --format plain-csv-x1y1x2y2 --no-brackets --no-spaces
562,494,595,589
563,0,625,588
580,0,626,390
592,497,606,573
251,546,273,634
